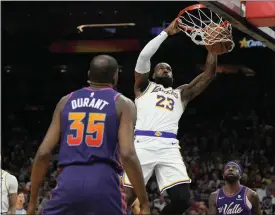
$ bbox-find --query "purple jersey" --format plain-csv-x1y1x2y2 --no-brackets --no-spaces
58,87,122,173
216,185,252,215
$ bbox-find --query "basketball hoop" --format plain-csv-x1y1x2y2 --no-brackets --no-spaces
177,4,235,52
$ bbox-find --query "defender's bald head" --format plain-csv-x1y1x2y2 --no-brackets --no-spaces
88,55,119,84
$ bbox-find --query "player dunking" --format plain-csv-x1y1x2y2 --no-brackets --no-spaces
27,55,150,215
123,19,219,215
208,161,262,215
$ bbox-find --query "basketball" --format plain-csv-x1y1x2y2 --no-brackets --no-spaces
204,25,233,55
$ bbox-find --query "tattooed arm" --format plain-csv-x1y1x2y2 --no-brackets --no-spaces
178,52,217,104
208,191,217,215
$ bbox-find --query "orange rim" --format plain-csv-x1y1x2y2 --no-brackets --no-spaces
177,3,229,31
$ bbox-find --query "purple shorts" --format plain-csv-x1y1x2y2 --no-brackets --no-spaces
43,163,126,215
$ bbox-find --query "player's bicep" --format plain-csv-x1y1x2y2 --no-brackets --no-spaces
37,96,67,156
117,96,137,157
178,84,192,104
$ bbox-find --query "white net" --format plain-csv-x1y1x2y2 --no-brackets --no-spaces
177,4,235,52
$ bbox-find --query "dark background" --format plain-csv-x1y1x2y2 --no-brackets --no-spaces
2,1,275,140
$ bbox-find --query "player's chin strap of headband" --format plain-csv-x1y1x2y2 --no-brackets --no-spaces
224,161,242,174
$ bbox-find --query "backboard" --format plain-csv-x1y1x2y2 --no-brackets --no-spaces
201,0,275,51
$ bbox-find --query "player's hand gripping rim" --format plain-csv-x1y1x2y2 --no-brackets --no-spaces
164,18,181,36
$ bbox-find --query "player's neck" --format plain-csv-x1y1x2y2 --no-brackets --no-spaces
89,82,113,89
224,182,241,195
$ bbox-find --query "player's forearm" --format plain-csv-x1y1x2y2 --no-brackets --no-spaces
204,52,217,75
29,152,51,205
8,202,16,215
8,197,16,215
8,207,16,215
135,31,168,73
121,154,149,206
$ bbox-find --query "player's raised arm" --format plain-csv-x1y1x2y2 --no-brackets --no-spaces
179,52,217,103
28,96,67,215
134,19,180,97
116,95,150,214
208,191,217,215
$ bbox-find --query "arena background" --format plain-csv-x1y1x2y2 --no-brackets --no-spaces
2,1,275,214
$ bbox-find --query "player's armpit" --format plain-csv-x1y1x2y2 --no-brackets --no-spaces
208,191,217,215
134,72,150,96
116,95,149,208
179,52,217,102
29,95,67,208
250,191,262,215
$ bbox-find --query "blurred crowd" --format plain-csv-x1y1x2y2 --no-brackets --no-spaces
2,106,275,214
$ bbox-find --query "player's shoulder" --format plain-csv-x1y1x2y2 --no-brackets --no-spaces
56,95,71,110
2,169,11,176
58,88,86,106
209,190,219,197
7,173,17,181
116,94,135,107
176,84,188,91
64,87,90,98
245,187,258,197
5,171,18,183
244,186,255,193
208,190,218,205
115,94,136,117
245,187,260,205
208,189,220,201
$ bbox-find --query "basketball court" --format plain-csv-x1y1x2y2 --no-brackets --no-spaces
201,0,275,51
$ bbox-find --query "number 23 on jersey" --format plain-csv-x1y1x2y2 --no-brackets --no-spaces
67,112,106,147
155,95,175,111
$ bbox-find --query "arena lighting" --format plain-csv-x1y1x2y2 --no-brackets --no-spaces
4,65,12,73
60,65,67,73
77,23,136,32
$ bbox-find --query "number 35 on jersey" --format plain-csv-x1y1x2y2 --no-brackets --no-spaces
67,112,106,147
